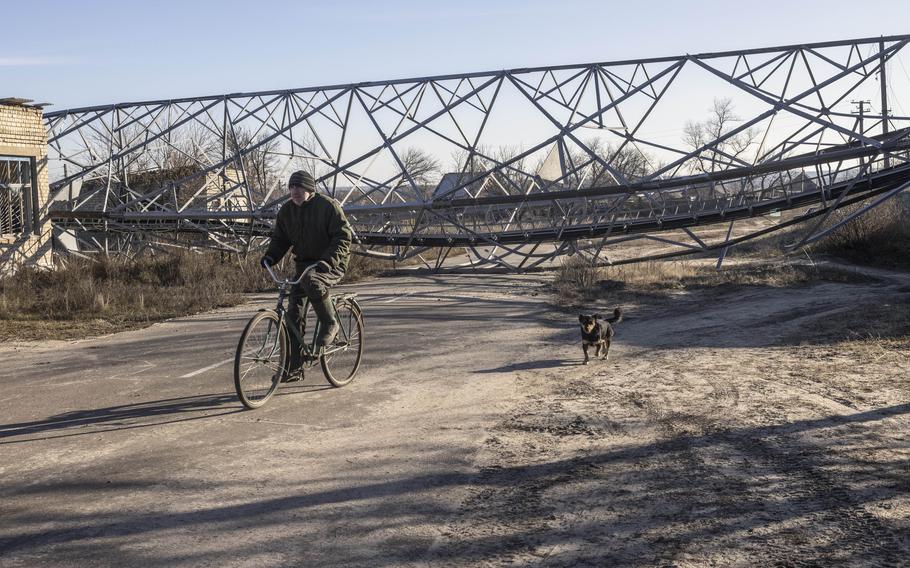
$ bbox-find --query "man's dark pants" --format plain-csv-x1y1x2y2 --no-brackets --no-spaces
287,264,345,366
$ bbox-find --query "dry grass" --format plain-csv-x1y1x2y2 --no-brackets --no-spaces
552,256,872,305
785,295,910,348
812,198,910,268
342,253,392,282
780,294,910,366
736,197,910,267
0,248,438,342
0,251,274,341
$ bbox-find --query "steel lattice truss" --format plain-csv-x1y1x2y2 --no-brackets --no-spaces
44,34,910,269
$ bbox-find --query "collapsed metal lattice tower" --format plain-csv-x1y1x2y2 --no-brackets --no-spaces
43,34,910,269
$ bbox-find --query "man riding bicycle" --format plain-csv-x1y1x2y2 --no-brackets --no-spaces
261,170,353,380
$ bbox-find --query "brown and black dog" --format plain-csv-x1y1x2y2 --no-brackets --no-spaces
578,308,623,364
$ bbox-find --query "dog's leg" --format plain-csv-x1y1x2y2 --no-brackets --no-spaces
582,343,589,365
603,338,611,360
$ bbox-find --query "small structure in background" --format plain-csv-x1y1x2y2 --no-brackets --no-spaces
0,98,52,271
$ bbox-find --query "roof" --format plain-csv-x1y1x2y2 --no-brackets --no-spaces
432,172,486,200
0,97,51,109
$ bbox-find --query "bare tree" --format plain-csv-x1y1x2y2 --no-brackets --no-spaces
87,120,217,176
584,138,655,186
288,128,323,180
493,145,531,193
398,147,441,199
151,122,218,171
554,138,656,188
450,147,494,177
226,128,280,203
78,121,221,212
683,98,758,174
443,145,539,196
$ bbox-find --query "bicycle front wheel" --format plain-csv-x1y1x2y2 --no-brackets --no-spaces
320,299,364,387
235,310,287,409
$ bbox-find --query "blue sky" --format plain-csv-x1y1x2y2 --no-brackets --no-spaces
4,0,910,110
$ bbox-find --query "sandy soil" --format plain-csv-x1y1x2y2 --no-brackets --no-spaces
421,263,910,567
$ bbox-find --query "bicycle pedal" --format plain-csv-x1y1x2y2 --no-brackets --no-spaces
281,368,303,383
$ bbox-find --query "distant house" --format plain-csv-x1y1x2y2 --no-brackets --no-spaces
55,165,250,212
430,142,608,202
432,172,502,201
752,170,818,201
201,168,249,211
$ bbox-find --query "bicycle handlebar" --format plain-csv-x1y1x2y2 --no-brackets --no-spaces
262,260,330,286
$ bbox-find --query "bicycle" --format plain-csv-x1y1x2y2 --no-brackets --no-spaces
233,260,365,409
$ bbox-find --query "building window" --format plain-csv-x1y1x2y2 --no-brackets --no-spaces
0,156,33,236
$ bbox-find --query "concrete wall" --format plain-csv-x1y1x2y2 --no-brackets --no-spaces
0,101,52,271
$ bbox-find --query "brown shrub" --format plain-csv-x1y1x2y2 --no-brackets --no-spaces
342,254,390,283
813,198,910,267
735,196,910,267
0,251,274,340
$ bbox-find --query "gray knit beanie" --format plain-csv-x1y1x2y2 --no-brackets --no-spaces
288,170,316,192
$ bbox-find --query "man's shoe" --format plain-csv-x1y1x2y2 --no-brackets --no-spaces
281,364,303,383
281,353,303,383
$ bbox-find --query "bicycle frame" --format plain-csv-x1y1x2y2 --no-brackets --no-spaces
235,261,363,409
262,261,351,365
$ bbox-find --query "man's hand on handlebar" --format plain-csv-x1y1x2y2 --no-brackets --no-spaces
260,259,330,286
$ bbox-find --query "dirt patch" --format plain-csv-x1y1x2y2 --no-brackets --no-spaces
426,263,910,566
784,296,910,345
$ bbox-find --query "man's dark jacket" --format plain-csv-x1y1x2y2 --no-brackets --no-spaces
264,194,353,272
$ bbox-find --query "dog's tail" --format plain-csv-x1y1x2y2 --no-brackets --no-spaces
604,307,623,324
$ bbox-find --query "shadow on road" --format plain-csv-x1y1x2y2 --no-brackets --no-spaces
475,359,581,373
0,393,242,444
2,402,907,566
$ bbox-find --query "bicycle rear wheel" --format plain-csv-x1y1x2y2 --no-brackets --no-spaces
234,310,287,409
320,299,364,387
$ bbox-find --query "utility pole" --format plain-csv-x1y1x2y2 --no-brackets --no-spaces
851,100,872,135
880,39,891,168
852,100,871,170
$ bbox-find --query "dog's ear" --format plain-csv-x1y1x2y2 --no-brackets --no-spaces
593,313,601,320
578,314,585,323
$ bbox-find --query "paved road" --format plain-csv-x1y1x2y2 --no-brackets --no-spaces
4,264,908,567
0,273,558,567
